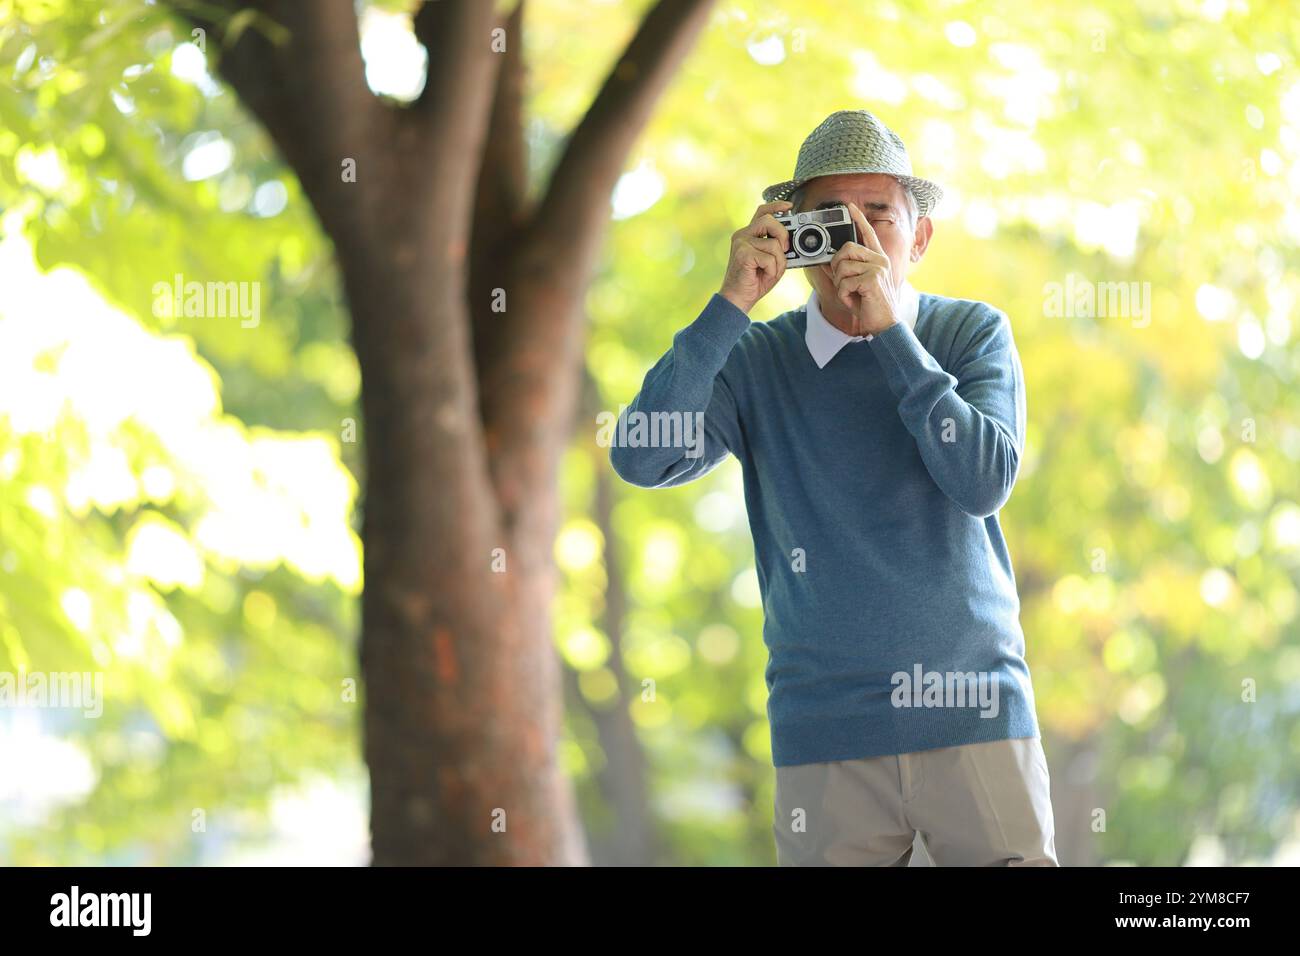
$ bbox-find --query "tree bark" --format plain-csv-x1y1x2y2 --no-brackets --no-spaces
173,0,715,864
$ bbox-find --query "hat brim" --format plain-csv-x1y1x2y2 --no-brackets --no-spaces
762,170,943,218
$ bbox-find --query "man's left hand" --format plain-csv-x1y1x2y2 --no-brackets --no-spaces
820,200,900,337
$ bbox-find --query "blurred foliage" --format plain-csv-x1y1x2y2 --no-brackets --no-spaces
0,0,361,863
2,0,1299,864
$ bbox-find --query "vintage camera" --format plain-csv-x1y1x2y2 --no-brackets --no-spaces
773,204,857,268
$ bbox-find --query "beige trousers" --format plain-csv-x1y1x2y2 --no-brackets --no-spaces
773,736,1058,866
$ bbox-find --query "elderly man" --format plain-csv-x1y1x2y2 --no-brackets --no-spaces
609,109,1056,866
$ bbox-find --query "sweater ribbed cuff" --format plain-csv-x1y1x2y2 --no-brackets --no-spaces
678,293,752,361
868,318,955,400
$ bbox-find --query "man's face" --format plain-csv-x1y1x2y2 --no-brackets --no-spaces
795,172,932,309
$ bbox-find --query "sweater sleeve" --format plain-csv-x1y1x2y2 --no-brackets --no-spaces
609,294,750,488
868,306,1026,518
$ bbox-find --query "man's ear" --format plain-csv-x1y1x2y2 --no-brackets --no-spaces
909,216,934,263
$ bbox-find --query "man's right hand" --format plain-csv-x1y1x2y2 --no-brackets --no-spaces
718,200,793,314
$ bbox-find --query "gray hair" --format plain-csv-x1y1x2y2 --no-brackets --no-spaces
790,178,919,232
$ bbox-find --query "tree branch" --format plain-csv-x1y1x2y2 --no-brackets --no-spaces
472,0,716,531
471,1,530,255
527,0,715,256
171,0,384,238
390,0,509,288
412,0,504,144
469,1,529,392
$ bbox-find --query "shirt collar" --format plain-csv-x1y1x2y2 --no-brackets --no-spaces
805,280,919,369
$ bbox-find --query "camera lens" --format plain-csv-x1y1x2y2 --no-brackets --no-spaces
795,224,828,258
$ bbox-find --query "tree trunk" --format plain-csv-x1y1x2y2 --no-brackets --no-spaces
343,231,583,864
564,371,657,866
174,0,716,865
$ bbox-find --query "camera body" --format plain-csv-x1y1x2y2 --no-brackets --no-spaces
773,204,857,268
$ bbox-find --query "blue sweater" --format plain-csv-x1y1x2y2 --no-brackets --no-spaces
610,292,1040,766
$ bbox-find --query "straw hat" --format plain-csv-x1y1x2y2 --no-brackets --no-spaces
762,109,943,217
